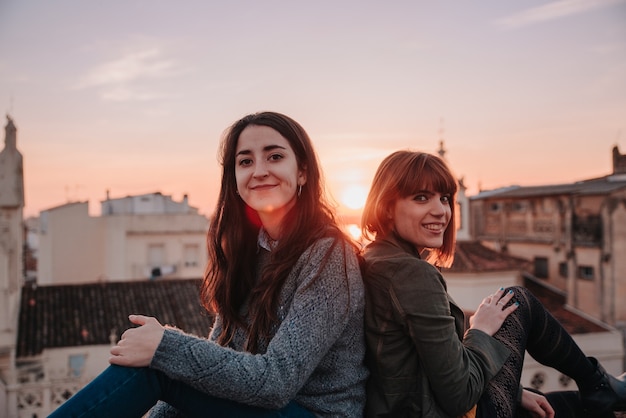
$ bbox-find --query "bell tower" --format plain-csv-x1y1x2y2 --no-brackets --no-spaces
0,115,24,406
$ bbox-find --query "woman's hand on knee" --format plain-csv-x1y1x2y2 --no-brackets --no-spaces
469,288,519,336
109,315,165,367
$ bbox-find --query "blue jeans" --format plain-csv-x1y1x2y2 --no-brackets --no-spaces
48,365,315,418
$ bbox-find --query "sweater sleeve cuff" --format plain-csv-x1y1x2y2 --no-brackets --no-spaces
150,328,187,371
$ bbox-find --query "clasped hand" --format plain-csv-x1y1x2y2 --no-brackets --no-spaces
109,315,165,367
469,288,519,336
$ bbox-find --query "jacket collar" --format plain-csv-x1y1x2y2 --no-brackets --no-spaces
372,230,422,258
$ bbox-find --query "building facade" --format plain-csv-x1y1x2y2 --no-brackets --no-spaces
470,146,626,349
37,192,209,284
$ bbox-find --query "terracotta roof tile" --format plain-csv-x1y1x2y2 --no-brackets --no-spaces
446,241,531,273
17,279,213,358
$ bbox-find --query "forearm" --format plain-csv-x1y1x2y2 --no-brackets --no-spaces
151,329,290,408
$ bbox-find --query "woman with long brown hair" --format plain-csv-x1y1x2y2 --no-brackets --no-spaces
48,112,367,418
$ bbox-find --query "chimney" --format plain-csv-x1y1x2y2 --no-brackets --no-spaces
613,145,626,175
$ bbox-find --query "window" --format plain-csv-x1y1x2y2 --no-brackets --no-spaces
489,202,502,213
558,262,568,278
577,266,594,281
184,244,200,267
148,243,165,267
511,201,526,212
534,257,549,279
541,199,554,214
572,214,602,245
68,354,86,378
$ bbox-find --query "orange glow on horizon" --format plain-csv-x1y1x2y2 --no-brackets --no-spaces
339,185,368,211
346,223,362,241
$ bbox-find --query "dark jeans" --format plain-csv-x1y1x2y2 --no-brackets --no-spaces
48,365,315,418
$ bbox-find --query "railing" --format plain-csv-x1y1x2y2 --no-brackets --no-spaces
15,378,84,418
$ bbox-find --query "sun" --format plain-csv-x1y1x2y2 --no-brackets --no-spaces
346,223,362,241
340,185,368,210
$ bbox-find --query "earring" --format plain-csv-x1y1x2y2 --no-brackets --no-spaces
297,184,302,198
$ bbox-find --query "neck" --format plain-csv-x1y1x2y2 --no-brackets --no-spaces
259,214,283,240
257,199,296,240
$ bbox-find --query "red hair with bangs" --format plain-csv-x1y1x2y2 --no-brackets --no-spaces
361,150,458,267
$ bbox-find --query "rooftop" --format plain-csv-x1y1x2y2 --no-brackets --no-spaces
472,174,626,200
446,241,531,273
17,278,213,358
523,277,608,334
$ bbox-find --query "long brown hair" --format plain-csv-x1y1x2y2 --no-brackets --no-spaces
201,111,348,352
361,150,458,267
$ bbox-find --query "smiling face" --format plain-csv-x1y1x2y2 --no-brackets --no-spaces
361,151,458,266
391,190,452,252
235,125,306,234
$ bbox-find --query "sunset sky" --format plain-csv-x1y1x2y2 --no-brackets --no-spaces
1,0,625,219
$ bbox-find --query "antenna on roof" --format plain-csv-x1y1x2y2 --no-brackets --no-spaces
7,94,15,115
437,117,446,159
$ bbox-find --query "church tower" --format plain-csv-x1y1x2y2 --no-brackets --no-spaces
0,115,24,413
436,121,470,241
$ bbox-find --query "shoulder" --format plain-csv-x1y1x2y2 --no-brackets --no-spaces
363,238,437,275
361,238,444,292
288,234,361,285
285,234,363,307
303,233,359,264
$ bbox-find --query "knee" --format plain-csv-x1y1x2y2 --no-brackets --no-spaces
505,286,540,310
506,285,527,294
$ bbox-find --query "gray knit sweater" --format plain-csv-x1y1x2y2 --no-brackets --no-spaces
148,236,368,417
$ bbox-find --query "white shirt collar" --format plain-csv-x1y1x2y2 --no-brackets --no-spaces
258,228,278,252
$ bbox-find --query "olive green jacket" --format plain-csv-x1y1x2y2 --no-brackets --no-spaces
361,233,511,417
